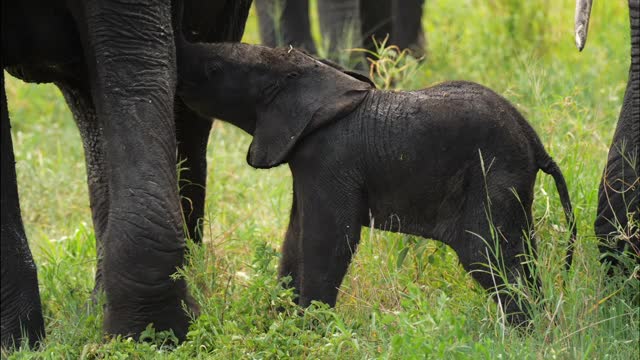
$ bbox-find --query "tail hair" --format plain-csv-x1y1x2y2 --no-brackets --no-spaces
539,158,577,269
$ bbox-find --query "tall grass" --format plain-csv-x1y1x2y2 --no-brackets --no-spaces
4,0,638,358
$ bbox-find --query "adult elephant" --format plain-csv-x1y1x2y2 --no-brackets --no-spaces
254,0,426,64
575,0,639,267
1,0,251,348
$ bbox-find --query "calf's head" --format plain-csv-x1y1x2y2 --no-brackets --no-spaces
176,38,374,168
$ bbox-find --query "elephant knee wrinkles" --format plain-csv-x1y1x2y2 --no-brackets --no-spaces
107,270,182,295
104,226,183,255
111,186,180,216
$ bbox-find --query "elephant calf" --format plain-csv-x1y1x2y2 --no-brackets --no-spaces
176,30,576,324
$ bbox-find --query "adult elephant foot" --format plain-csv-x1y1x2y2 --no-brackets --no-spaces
103,287,195,340
1,72,45,349
0,249,44,349
67,0,193,340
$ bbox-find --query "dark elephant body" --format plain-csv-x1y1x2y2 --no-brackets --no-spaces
1,0,251,348
304,86,542,240
283,83,574,315
176,38,576,324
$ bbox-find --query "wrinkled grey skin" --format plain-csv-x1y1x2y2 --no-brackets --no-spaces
176,32,576,325
254,0,426,64
1,0,251,348
575,0,639,267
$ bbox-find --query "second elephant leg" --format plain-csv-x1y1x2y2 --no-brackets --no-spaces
57,82,109,298
318,0,362,65
392,0,426,58
358,0,393,54
594,8,640,266
175,99,212,244
254,0,317,53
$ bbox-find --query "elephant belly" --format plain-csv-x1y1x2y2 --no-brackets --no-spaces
3,0,82,68
364,164,468,241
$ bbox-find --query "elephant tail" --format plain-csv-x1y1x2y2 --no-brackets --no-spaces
538,156,577,270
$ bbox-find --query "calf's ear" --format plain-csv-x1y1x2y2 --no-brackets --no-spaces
246,67,372,169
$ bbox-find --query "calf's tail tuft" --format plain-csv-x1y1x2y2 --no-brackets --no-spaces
539,157,577,270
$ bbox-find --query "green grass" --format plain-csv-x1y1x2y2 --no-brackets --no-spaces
4,0,638,358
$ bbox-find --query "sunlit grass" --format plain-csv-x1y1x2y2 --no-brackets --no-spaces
4,0,638,358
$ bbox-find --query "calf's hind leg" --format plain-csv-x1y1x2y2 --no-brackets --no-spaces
451,192,537,326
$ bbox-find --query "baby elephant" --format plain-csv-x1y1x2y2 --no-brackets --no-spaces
176,28,576,324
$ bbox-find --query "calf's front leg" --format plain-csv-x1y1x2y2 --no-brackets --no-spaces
279,189,301,294
291,179,365,307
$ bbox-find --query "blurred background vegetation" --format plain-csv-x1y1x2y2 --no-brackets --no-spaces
4,0,638,358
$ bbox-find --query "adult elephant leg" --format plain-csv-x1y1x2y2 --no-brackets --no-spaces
1,72,45,348
595,93,640,266
594,0,640,266
57,82,109,299
392,0,426,58
576,0,640,268
69,0,191,339
318,0,362,65
175,99,212,244
255,0,317,53
358,0,393,54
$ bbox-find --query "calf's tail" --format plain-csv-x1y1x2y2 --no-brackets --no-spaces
538,157,577,269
